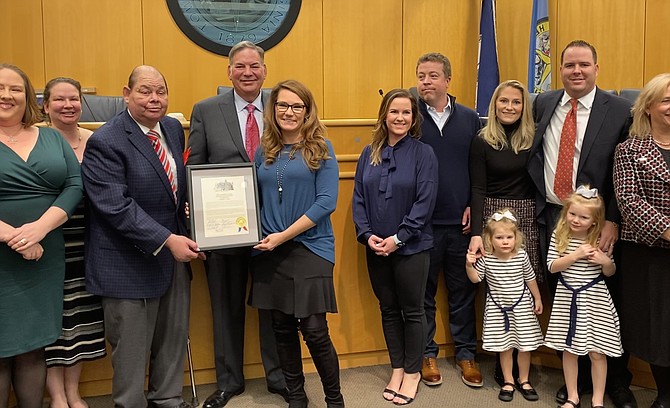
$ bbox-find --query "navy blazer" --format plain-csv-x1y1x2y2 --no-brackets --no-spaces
82,110,188,299
528,88,632,225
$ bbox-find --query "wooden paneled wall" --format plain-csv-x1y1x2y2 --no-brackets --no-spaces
3,0,669,127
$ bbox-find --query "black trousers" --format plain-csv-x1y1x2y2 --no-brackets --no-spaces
366,249,429,374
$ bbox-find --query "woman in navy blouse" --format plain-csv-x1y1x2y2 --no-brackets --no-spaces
352,88,438,406
249,80,343,408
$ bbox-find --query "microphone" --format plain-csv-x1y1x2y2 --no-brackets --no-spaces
378,89,384,97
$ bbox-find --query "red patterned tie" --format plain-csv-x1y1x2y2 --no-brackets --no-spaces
146,129,177,202
245,104,260,160
554,98,578,202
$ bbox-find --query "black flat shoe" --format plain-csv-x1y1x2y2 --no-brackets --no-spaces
516,380,539,401
499,382,515,402
556,383,591,404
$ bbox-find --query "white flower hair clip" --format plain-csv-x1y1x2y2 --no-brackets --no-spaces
575,185,599,199
490,210,517,223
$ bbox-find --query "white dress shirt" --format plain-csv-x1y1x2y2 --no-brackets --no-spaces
543,87,597,205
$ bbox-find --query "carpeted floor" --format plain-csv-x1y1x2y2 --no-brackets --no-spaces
83,354,657,408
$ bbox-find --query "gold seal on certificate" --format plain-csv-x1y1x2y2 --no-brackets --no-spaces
187,163,261,250
236,216,249,232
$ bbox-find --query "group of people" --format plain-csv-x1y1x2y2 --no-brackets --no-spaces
1,36,669,408
0,42,344,408
353,40,668,408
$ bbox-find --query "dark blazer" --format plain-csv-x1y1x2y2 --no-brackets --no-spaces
528,87,632,224
187,88,270,165
82,110,188,299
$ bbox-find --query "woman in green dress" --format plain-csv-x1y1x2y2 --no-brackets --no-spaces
0,64,83,408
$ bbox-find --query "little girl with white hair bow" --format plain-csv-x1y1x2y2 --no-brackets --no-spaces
465,208,544,402
544,185,623,408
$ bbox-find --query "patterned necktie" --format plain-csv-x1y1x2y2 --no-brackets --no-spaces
554,98,578,202
146,129,177,202
245,104,260,160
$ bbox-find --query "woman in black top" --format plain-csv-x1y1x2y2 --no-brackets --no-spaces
467,80,540,394
469,80,538,270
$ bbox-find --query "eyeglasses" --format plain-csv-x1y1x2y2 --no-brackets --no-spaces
275,102,306,114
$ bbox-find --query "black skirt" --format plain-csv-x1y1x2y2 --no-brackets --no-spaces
619,240,670,366
249,241,338,318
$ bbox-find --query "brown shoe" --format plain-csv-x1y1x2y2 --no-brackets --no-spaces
456,359,483,387
421,357,442,386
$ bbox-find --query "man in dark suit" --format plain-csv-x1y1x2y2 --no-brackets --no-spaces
528,40,637,408
82,65,202,408
186,41,287,408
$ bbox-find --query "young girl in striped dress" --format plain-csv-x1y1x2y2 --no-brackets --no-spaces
544,186,623,408
466,209,544,403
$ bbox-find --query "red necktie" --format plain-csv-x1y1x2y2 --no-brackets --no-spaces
554,98,578,202
146,129,177,202
245,104,260,160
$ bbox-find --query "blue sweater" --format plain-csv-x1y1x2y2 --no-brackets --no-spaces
254,140,338,263
419,96,481,225
352,135,438,255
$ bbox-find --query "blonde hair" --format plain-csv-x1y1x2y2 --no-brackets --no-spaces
482,208,525,255
369,89,422,165
554,188,605,253
478,80,534,153
261,80,330,171
629,73,670,139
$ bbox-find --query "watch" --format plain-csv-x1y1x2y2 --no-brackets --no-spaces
167,0,302,56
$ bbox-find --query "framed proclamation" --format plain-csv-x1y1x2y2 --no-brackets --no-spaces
187,163,262,250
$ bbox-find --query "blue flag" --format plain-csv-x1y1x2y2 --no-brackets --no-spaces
528,0,551,93
476,0,499,116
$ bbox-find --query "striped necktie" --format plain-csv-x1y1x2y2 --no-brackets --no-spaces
146,129,177,202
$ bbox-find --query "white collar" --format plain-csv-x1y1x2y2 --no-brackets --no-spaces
560,86,596,110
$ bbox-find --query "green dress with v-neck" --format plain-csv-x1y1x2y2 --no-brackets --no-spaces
0,127,82,357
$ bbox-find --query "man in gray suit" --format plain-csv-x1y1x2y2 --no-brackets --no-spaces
187,41,287,408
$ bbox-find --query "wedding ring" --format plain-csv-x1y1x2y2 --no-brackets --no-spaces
19,238,27,244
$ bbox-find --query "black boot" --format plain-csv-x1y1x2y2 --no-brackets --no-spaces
272,311,309,407
301,315,344,407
